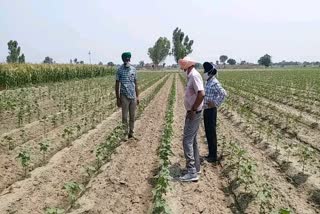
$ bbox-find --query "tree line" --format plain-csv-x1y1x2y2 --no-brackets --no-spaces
4,39,318,68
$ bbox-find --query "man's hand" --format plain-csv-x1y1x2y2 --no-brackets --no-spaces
208,101,216,108
187,110,196,120
116,98,122,107
136,97,140,105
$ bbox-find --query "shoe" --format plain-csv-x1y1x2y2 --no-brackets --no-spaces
179,173,199,182
205,156,219,163
181,168,201,174
128,133,133,139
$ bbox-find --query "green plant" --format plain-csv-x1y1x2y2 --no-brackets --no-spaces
275,132,282,152
26,103,32,123
75,124,81,137
40,116,48,136
95,124,126,168
63,181,84,205
83,165,96,177
39,139,50,162
283,142,297,162
257,182,273,214
4,135,14,150
297,146,315,174
152,78,175,214
17,105,24,127
20,129,27,144
237,158,257,193
62,127,73,145
17,150,31,177
277,208,291,214
51,114,58,128
45,207,65,214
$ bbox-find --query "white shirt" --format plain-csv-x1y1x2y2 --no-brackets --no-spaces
184,68,204,111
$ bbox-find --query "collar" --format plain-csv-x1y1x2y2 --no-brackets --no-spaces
206,76,216,84
187,68,196,77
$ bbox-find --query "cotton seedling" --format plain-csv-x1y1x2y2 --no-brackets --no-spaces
60,111,65,124
33,99,41,120
297,146,315,174
17,105,24,127
276,208,291,214
237,158,257,193
257,182,273,214
39,139,50,162
26,103,32,123
4,135,14,150
45,207,65,214
51,114,58,128
75,124,81,137
67,101,73,119
20,129,27,144
83,165,96,177
266,125,273,142
275,133,282,152
17,150,31,177
63,181,84,205
283,142,297,162
40,116,48,136
62,127,73,145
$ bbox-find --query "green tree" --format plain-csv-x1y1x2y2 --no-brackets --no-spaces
258,54,272,67
107,62,114,66
219,55,228,65
43,56,53,64
6,40,25,63
172,27,194,63
18,54,25,63
139,60,145,67
148,37,171,67
227,58,236,65
98,61,103,65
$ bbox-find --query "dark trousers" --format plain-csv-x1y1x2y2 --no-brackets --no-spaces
203,108,217,160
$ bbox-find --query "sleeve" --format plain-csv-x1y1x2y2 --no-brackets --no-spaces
134,68,138,81
116,68,120,81
192,75,204,92
212,83,227,107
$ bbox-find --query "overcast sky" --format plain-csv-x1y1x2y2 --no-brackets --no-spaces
1,0,320,64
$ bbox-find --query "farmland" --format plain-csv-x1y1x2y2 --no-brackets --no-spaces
0,66,320,214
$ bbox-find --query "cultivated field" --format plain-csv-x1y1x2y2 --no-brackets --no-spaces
0,67,319,214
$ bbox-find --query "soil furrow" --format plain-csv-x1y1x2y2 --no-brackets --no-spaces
0,75,167,214
219,110,320,213
68,75,174,214
165,75,232,214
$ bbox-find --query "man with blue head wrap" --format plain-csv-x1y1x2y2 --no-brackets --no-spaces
202,62,227,163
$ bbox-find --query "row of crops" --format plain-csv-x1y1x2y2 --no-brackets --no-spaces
45,75,171,213
0,72,168,195
0,64,115,88
217,68,320,212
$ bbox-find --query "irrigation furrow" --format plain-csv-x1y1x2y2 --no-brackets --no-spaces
67,75,174,214
0,75,169,214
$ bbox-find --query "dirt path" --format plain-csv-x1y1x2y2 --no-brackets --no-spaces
219,110,319,214
165,76,232,214
0,76,168,214
68,76,174,214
